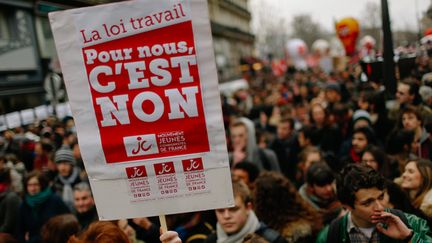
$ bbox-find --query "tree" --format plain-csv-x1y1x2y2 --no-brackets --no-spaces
360,1,382,49
250,0,290,58
290,14,326,48
361,1,381,30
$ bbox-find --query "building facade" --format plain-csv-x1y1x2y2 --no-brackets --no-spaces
208,0,255,81
0,0,254,113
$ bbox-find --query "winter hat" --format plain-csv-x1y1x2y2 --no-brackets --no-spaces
325,82,341,93
352,109,371,125
54,146,76,165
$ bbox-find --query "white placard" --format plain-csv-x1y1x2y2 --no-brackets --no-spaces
20,109,35,125
49,0,233,220
5,112,21,129
55,103,69,119
35,105,49,120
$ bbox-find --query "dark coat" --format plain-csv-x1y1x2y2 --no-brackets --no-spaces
17,193,70,243
0,190,21,234
75,206,98,230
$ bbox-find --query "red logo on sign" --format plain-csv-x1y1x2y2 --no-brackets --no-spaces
182,158,203,172
154,162,175,175
125,165,147,179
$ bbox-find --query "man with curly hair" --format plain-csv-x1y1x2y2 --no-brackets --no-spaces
316,164,432,243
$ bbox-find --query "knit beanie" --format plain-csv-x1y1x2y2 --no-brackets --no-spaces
54,146,76,166
352,109,371,125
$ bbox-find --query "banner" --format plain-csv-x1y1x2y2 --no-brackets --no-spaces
49,0,233,220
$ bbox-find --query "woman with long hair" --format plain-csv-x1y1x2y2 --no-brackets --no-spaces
361,145,397,179
253,172,322,242
400,159,432,218
309,103,342,154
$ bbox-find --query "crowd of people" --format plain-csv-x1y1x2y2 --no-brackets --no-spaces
2,46,432,242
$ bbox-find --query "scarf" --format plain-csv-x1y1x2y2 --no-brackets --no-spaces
216,211,260,243
58,167,79,209
25,187,52,208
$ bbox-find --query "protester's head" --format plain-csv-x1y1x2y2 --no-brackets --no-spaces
294,103,310,126
243,233,269,243
324,82,342,104
306,163,336,201
422,72,432,87
35,138,54,156
419,85,432,105
352,109,372,129
73,182,95,214
396,78,420,105
310,103,327,127
55,146,76,177
254,172,321,232
351,126,376,154
24,170,50,196
337,164,386,227
386,129,417,155
41,214,80,243
401,159,432,208
68,221,129,243
116,219,137,243
337,164,386,207
398,106,423,131
298,146,323,177
385,180,422,215
215,178,252,235
230,121,249,151
361,145,391,178
232,162,260,189
357,90,374,111
276,118,295,140
297,125,315,148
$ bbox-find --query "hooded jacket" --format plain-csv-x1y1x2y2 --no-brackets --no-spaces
231,117,280,172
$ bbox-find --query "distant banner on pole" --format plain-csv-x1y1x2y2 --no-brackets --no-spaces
49,0,233,220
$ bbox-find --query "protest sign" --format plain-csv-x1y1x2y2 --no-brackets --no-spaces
20,109,35,126
5,112,21,129
35,105,49,121
49,0,233,220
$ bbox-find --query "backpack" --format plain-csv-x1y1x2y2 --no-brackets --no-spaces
326,208,411,242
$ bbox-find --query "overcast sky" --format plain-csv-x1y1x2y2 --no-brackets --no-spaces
250,0,431,32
